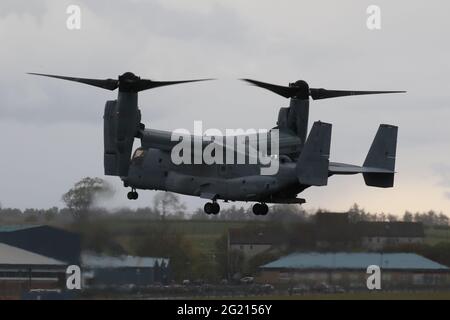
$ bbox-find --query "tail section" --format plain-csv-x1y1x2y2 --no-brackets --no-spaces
296,121,332,186
363,124,398,187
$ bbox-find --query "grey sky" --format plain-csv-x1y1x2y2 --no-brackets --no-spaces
0,0,449,215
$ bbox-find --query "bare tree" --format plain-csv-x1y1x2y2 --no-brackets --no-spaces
153,192,186,219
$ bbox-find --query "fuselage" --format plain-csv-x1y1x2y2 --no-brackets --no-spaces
123,147,305,202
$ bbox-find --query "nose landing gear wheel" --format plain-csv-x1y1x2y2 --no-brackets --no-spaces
204,202,220,215
253,203,268,216
127,190,139,200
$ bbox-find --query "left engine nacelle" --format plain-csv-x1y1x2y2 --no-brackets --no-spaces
103,99,141,176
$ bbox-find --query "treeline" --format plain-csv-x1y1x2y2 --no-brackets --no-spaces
0,176,448,225
346,203,449,226
0,202,448,226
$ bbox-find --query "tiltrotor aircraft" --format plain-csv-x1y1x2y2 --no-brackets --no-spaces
29,72,404,215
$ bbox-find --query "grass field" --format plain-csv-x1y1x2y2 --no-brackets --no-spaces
77,218,450,258
95,218,450,247
93,218,255,257
240,291,450,300
425,227,450,245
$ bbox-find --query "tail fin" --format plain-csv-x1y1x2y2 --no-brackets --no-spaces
296,121,332,186
363,124,398,188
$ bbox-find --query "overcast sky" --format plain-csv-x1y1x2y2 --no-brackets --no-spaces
0,0,449,216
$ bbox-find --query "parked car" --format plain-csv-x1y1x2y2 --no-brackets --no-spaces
291,284,310,295
312,282,333,293
261,284,275,292
182,279,191,286
240,276,254,284
332,285,346,294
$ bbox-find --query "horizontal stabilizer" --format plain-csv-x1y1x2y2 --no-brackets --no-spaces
328,124,397,188
296,121,332,186
329,162,394,175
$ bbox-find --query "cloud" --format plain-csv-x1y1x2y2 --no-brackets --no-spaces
0,0,47,19
0,0,449,214
431,164,450,201
432,164,450,188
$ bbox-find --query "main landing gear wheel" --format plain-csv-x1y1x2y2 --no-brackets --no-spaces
253,203,268,216
127,189,139,200
204,202,220,215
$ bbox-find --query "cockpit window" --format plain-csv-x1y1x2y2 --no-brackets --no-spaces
132,148,146,159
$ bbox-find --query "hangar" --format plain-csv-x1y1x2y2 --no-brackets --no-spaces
0,225,81,264
0,243,67,299
258,252,450,290
82,253,170,288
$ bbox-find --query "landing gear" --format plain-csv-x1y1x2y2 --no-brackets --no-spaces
127,189,139,200
252,203,268,216
204,202,220,215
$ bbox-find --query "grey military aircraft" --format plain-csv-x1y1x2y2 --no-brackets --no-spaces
29,72,404,215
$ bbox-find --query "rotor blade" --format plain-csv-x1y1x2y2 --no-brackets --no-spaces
310,88,406,100
28,73,119,90
135,78,214,92
241,79,296,98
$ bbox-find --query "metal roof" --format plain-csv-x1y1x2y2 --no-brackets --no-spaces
82,253,169,269
0,243,66,266
0,225,43,232
261,252,449,270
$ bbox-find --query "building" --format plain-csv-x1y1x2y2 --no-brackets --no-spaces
313,213,425,250
315,212,356,249
81,253,170,288
228,228,285,260
356,222,424,250
0,243,68,299
0,225,81,264
228,215,425,253
258,252,450,290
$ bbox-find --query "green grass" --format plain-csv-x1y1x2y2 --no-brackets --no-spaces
89,218,254,260
79,218,450,258
235,291,450,300
187,234,219,255
424,227,450,245
100,218,251,236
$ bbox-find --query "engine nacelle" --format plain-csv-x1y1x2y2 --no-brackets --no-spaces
103,96,141,176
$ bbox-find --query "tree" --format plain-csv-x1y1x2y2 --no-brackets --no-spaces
438,213,449,226
247,251,280,275
153,192,186,219
269,204,309,222
387,214,398,222
62,177,114,219
403,211,414,222
131,225,195,281
348,203,365,222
